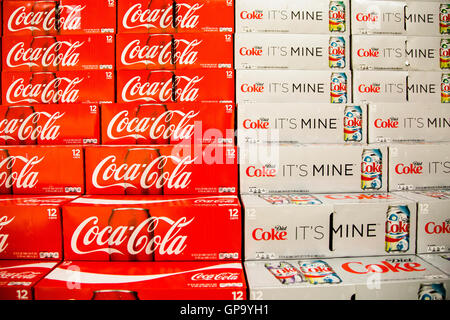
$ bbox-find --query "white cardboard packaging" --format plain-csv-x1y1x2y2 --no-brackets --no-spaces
235,34,350,70
236,0,350,34
237,103,367,144
419,253,450,275
245,255,449,300
239,144,388,194
352,35,448,71
353,71,448,103
242,192,416,260
367,103,450,143
352,0,449,36
401,191,450,253
237,70,352,104
388,143,450,191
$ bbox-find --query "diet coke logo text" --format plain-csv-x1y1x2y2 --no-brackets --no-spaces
342,260,425,274
395,162,423,175
425,221,450,234
252,225,287,241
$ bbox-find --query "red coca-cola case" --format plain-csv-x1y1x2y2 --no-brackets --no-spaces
117,69,235,103
0,260,59,300
116,33,233,70
118,0,234,34
100,102,235,145
0,196,77,260
2,34,115,72
0,104,100,145
35,260,246,300
3,0,116,36
84,145,237,195
2,71,115,105
62,195,241,261
0,146,85,195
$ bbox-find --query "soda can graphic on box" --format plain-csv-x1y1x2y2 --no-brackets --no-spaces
361,148,383,190
385,205,410,253
441,73,450,103
440,4,450,35
298,260,342,285
343,105,363,142
440,39,450,69
287,194,322,205
330,73,347,103
258,195,290,205
329,37,346,69
418,283,446,300
265,261,304,285
329,1,346,33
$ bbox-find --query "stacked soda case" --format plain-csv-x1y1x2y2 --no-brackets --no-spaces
0,0,248,301
238,0,450,301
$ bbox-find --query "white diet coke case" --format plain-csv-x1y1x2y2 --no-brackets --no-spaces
367,103,450,143
388,143,450,191
419,253,450,275
236,70,352,104
245,255,449,300
237,103,367,144
239,144,388,194
236,0,350,34
352,0,449,36
352,35,448,71
235,34,350,70
243,192,416,260
353,71,448,103
400,190,450,254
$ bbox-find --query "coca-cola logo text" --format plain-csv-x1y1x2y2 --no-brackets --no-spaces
191,272,239,281
7,5,86,33
386,220,409,233
0,270,41,280
0,111,64,142
107,110,199,142
122,3,203,30
6,41,84,69
6,77,83,104
0,216,15,253
121,38,202,67
121,75,202,103
71,216,194,256
0,156,44,189
92,155,196,190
